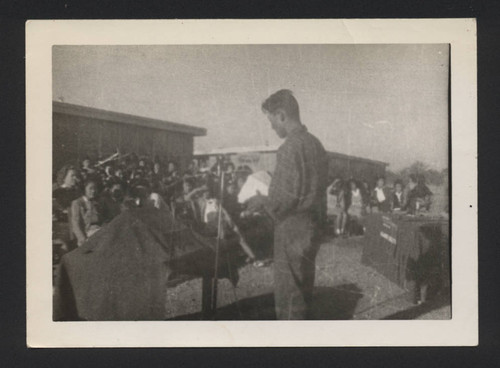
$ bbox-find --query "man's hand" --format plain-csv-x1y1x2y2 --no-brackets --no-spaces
245,192,269,214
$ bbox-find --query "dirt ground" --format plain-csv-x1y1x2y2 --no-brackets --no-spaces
165,235,451,320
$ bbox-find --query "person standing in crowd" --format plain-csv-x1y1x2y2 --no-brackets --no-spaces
326,178,346,236
345,179,367,236
53,165,81,213
248,89,328,320
53,165,82,249
371,177,392,213
71,180,103,246
392,179,405,211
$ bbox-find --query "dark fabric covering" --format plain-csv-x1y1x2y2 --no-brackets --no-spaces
361,213,449,295
237,214,274,260
54,207,237,321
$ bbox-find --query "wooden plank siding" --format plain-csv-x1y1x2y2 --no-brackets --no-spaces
53,111,197,172
326,152,386,184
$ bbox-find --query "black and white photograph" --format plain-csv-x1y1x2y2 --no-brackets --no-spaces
26,19,477,347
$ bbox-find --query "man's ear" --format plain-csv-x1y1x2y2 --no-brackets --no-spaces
276,109,286,123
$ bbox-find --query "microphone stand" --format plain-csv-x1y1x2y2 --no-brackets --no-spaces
210,168,225,319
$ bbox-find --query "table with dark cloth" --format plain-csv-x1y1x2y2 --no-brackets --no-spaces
54,207,243,321
361,213,450,303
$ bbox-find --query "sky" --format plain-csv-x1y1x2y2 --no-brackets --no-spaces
53,44,449,170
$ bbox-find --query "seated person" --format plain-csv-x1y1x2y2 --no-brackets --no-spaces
235,165,252,192
149,191,169,211
149,163,165,194
114,167,126,183
163,161,180,187
405,174,433,213
391,179,406,211
223,180,242,220
185,184,256,262
102,164,115,187
201,194,256,263
225,162,236,182
80,156,96,179
172,178,206,225
126,179,169,211
71,180,103,246
370,177,392,213
101,181,126,223
53,165,81,221
235,175,247,194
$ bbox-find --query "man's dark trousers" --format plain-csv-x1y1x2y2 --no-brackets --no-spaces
273,212,322,320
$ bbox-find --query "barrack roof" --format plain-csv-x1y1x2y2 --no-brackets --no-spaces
53,101,207,137
194,145,388,167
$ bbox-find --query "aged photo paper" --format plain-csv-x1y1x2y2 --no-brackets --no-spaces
26,19,477,347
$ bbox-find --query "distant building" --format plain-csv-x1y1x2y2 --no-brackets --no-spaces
53,101,206,172
194,145,388,184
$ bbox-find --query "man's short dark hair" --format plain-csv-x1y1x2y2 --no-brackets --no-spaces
262,89,300,121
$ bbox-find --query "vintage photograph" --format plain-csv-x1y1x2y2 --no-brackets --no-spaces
51,43,450,322
26,19,477,347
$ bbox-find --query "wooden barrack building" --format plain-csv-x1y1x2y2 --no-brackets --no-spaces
194,146,388,185
52,101,206,173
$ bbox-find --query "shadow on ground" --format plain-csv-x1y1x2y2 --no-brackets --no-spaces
168,283,363,320
381,290,451,320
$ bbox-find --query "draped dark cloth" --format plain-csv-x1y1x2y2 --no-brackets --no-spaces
361,213,449,294
54,207,239,321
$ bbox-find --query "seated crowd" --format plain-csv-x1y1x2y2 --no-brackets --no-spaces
52,153,257,260
326,174,433,237
53,151,435,255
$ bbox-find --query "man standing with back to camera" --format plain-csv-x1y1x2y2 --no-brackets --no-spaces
248,89,328,319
